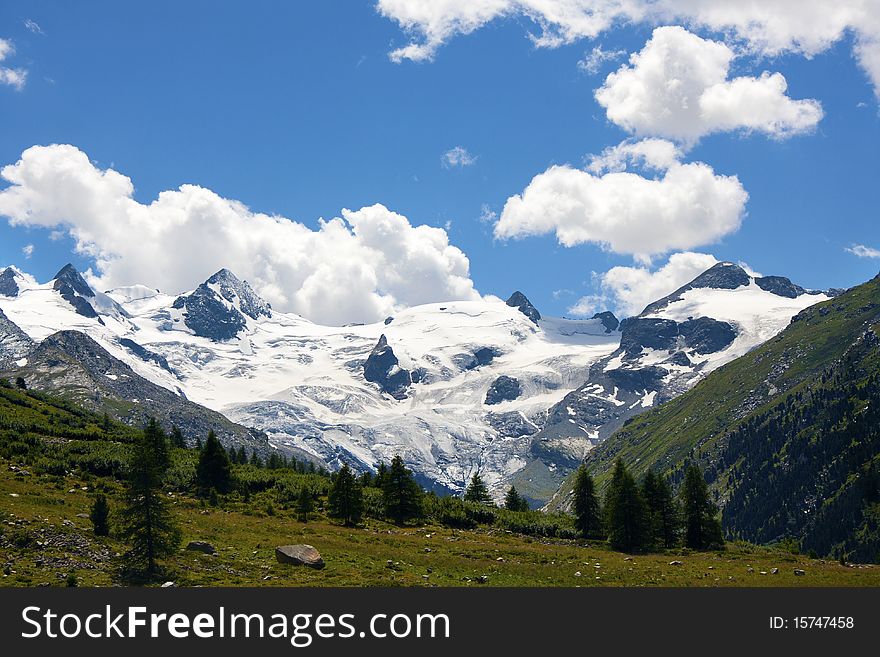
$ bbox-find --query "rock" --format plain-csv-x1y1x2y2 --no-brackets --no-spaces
794,568,806,576
275,545,325,569
668,560,683,566
591,311,619,333
755,275,806,299
75,513,89,519
506,291,541,324
477,575,489,583
363,335,411,399
641,262,751,315
53,264,100,319
619,318,679,355
678,317,737,354
771,568,779,574
485,375,521,405
186,541,217,555
0,267,20,297
161,581,176,588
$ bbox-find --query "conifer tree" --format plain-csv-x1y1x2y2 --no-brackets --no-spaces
297,485,314,522
382,455,423,525
604,459,649,553
195,431,233,495
504,485,529,512
170,425,186,449
463,473,494,505
90,493,110,536
573,465,602,539
328,464,364,526
642,470,681,549
681,464,724,550
249,450,262,467
374,462,388,488
236,446,247,465
119,421,181,577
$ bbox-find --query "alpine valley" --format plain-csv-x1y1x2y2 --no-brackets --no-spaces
0,261,832,505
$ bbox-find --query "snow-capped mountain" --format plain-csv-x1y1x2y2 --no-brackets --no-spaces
0,261,830,502
515,262,832,502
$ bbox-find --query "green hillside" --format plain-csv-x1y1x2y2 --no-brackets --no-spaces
3,379,876,586
549,273,880,562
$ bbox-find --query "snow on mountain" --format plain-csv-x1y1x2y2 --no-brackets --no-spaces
519,262,830,504
0,261,829,502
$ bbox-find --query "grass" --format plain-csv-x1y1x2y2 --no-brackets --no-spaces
2,464,878,588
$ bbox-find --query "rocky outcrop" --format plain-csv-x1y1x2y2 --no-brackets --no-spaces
172,269,270,341
186,541,216,555
641,262,751,315
755,275,807,298
275,544,324,569
53,264,100,319
363,335,411,399
506,291,541,324
591,311,619,333
618,316,736,358
0,268,20,297
485,375,521,405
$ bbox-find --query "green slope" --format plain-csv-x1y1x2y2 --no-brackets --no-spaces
548,273,880,560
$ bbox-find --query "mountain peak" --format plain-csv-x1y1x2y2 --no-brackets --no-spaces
203,268,271,320
506,291,541,324
0,267,21,297
53,263,95,298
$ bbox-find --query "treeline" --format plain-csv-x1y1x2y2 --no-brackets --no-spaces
569,460,723,553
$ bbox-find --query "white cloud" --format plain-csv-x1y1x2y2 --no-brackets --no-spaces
494,138,747,258
0,38,27,90
847,244,880,258
24,19,45,36
578,45,627,74
22,244,34,259
568,251,720,317
0,144,482,325
442,146,477,168
375,1,880,98
595,26,823,144
478,203,497,224
586,137,683,173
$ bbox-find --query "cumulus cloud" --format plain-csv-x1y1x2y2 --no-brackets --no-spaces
847,244,880,258
494,138,747,258
0,144,482,325
442,146,477,168
375,1,880,97
595,26,823,143
22,244,34,259
578,45,627,74
568,251,720,317
0,38,27,90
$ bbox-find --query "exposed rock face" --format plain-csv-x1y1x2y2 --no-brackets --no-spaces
485,375,521,405
0,268,20,297
0,329,268,454
591,311,619,333
0,308,34,365
678,317,738,354
506,291,541,324
118,338,175,374
755,275,806,298
363,334,411,399
618,316,736,357
172,269,270,341
275,544,324,569
53,264,100,319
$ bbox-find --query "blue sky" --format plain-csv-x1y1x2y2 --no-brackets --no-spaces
0,1,878,323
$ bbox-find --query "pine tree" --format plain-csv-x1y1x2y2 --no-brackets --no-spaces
195,431,233,495
373,462,388,488
15,376,26,390
249,450,262,467
328,464,364,526
642,470,681,549
382,455,423,525
681,464,724,550
170,425,186,449
145,418,170,471
195,436,203,450
572,465,602,539
297,485,314,522
463,473,494,505
604,459,649,553
90,493,110,536
119,421,181,577
504,486,529,512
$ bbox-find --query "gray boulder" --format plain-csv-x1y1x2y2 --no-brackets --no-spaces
186,540,217,555
275,544,325,569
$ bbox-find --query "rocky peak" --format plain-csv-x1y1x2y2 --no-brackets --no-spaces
506,291,541,324
755,275,806,299
205,268,272,320
591,311,619,333
0,267,21,297
363,334,411,399
53,263,95,298
0,308,34,364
